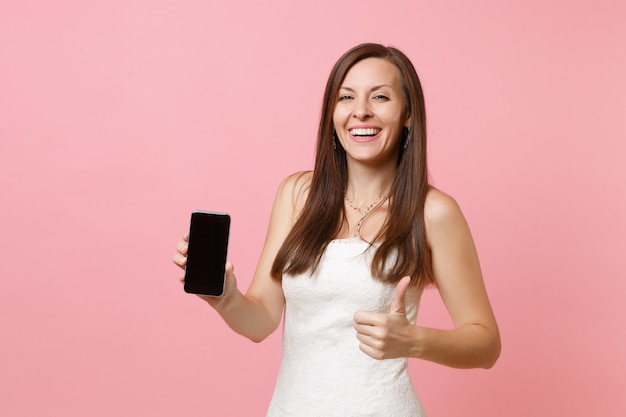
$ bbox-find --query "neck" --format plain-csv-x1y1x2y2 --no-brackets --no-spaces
344,162,396,206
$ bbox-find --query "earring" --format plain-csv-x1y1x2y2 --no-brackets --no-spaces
403,127,411,149
333,131,338,150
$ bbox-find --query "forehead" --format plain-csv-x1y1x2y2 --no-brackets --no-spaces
341,57,402,88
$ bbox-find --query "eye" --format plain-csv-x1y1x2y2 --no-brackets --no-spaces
373,94,390,101
338,94,353,101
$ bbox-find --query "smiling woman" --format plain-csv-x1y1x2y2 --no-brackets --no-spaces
333,58,410,167
173,43,500,416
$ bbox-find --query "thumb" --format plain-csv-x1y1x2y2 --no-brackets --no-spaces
225,261,234,275
224,261,236,284
389,276,411,314
224,261,238,289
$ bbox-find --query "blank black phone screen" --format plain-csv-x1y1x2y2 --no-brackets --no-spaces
184,211,230,296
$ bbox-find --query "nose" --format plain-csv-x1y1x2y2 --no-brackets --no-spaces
353,98,371,119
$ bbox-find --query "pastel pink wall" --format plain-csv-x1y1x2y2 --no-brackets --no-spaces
1,1,624,416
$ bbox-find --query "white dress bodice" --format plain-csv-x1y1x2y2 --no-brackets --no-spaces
266,237,426,417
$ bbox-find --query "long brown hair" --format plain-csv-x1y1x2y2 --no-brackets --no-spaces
271,43,433,289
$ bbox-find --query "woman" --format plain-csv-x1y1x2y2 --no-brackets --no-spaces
173,43,501,416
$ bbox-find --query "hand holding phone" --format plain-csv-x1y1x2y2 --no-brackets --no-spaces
183,211,230,296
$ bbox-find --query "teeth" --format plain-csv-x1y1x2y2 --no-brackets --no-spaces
350,128,380,136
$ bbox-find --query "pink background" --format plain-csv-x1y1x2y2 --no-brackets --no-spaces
1,0,625,416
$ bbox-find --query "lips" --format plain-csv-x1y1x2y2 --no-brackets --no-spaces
348,127,382,143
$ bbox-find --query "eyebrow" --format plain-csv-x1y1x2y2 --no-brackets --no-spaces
339,85,393,92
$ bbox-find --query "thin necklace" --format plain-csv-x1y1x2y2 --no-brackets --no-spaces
345,192,390,237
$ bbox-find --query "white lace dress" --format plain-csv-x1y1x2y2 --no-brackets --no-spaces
266,237,427,417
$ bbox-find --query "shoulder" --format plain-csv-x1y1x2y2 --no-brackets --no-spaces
278,170,312,193
424,187,462,222
263,171,313,248
274,171,313,217
424,187,469,244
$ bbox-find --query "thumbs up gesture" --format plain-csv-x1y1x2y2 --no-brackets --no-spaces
353,276,417,360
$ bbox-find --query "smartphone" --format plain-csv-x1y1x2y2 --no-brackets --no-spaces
184,211,231,296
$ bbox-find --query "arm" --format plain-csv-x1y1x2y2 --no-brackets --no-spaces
173,172,311,343
417,189,501,368
354,189,501,368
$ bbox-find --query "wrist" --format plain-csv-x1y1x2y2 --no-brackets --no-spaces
409,325,429,359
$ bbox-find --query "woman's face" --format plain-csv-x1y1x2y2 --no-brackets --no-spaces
333,57,409,167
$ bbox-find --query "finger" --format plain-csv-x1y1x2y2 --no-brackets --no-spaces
183,232,189,242
358,341,384,360
354,311,381,326
355,331,378,347
172,253,187,268
389,276,411,314
176,241,188,255
354,322,375,337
